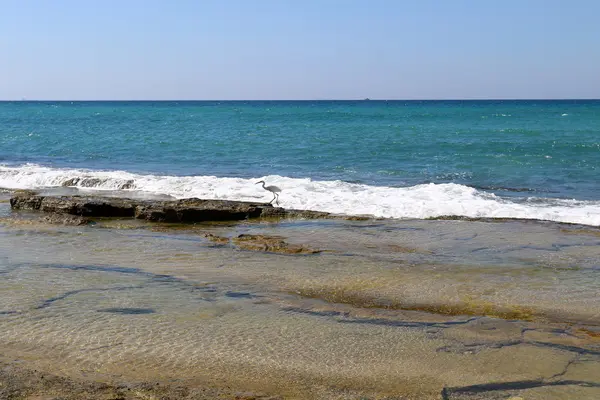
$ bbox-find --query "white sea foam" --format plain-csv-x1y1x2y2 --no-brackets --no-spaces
2,164,600,226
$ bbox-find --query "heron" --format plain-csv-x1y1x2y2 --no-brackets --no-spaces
256,180,281,205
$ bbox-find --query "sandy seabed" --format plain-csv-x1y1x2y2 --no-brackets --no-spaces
1,199,599,399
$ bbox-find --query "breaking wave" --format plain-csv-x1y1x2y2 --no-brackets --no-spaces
2,164,600,226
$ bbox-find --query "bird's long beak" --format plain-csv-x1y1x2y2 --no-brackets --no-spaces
255,181,261,184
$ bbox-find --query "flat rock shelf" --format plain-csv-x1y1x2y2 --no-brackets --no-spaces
8,191,356,223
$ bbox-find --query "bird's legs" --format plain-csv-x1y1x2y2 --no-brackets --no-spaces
269,192,279,205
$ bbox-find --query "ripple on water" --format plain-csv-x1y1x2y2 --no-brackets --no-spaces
0,218,599,398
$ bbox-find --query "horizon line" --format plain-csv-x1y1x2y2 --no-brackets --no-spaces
2,98,599,102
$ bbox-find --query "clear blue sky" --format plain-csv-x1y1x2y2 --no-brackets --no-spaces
1,0,598,100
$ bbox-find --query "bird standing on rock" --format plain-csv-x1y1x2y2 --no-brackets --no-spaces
256,180,281,205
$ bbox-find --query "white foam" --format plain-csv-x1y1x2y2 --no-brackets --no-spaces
2,164,600,226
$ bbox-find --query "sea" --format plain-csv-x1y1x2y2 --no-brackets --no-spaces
1,99,599,224
1,100,600,399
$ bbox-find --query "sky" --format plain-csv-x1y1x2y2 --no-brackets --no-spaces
1,0,599,100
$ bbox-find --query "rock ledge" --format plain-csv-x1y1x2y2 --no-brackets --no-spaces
9,192,339,223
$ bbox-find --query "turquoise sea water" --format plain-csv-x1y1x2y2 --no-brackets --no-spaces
1,100,599,223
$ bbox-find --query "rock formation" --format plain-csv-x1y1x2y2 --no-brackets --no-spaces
9,192,336,223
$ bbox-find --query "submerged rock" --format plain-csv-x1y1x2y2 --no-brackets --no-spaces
202,233,230,245
200,233,323,254
40,214,91,226
232,234,322,254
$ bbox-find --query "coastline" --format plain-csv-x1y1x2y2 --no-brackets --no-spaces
7,188,600,227
4,190,600,324
3,161,600,227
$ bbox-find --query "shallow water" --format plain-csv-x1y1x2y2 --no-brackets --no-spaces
1,200,599,399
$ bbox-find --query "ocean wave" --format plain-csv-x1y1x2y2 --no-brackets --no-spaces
1,164,600,226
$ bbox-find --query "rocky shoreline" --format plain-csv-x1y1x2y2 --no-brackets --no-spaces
10,190,592,228
8,190,367,224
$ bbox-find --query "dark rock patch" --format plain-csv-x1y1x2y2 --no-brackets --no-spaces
97,307,156,315
40,214,90,226
232,234,322,254
224,291,254,299
202,233,230,245
135,199,267,222
119,180,135,189
10,194,137,217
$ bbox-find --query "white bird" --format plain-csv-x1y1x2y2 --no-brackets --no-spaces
256,180,281,205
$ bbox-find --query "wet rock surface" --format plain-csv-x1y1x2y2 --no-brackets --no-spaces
134,198,269,222
232,234,322,254
62,177,135,190
39,214,91,226
202,232,231,245
10,194,138,218
9,192,336,223
0,215,90,228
